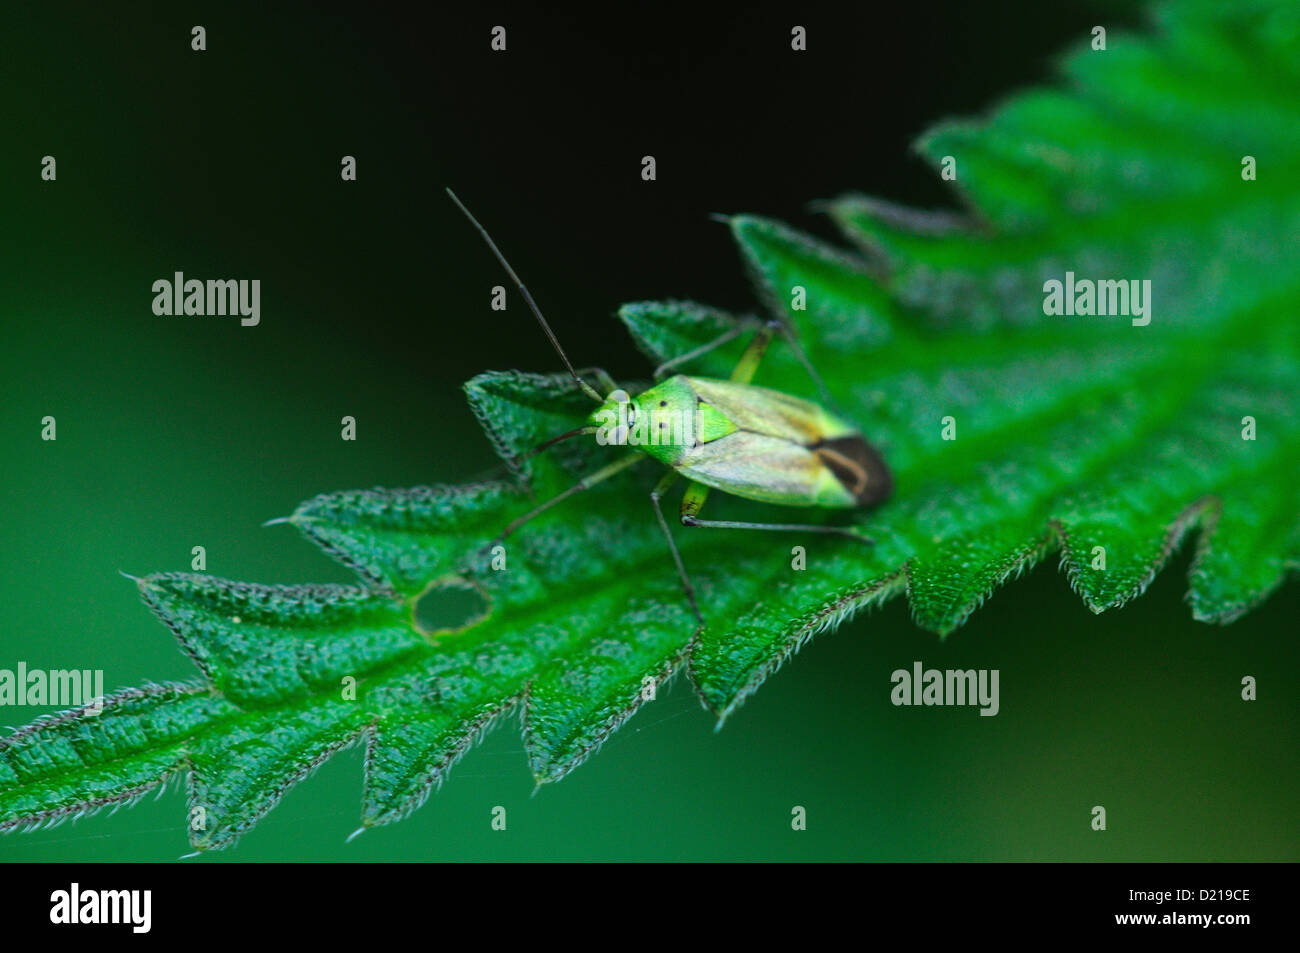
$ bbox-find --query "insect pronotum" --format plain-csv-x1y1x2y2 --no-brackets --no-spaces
447,189,892,627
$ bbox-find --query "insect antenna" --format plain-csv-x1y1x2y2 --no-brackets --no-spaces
446,188,605,404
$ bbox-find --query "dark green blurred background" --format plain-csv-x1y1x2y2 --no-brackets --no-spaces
2,1,1294,861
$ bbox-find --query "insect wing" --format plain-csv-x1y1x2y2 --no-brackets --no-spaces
677,430,858,508
685,377,853,443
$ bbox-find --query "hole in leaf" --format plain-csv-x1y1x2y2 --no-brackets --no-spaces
412,576,490,638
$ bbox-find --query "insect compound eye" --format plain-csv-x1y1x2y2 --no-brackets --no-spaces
608,389,635,426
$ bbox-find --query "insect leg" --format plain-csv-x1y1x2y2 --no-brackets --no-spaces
489,453,644,547
658,313,837,406
514,426,598,467
771,320,837,409
679,479,712,522
582,367,619,395
679,480,872,542
728,324,777,385
723,316,839,408
649,470,703,626
652,324,747,379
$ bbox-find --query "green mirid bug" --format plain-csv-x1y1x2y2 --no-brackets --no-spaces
448,189,892,625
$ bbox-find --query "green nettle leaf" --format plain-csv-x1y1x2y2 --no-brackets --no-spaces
4,0,1298,849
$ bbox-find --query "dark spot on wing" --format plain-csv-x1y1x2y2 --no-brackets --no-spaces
811,434,892,506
